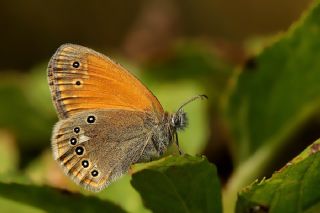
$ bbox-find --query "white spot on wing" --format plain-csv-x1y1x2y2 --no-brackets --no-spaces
79,135,90,143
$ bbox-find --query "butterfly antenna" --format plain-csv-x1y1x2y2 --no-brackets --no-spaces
177,94,208,112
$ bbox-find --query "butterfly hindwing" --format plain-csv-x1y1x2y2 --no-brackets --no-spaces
51,109,155,192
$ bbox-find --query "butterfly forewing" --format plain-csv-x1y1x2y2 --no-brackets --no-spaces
48,44,164,119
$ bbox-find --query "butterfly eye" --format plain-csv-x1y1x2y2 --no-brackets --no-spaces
81,160,89,168
174,118,180,126
87,115,96,124
91,170,99,177
70,138,77,145
75,146,84,155
72,61,80,68
73,127,80,133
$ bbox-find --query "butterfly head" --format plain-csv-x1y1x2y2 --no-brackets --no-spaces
171,110,188,131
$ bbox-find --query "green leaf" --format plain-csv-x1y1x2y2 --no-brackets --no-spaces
0,182,126,213
226,0,320,163
236,139,320,213
223,1,320,211
0,70,55,152
225,1,320,194
131,155,222,213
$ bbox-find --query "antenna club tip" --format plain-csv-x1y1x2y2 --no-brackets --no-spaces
199,94,208,99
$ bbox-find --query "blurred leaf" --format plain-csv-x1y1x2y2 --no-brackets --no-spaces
143,42,227,80
0,196,44,213
224,0,320,187
26,63,56,118
0,182,126,213
236,139,320,213
97,175,150,213
226,0,320,163
222,2,320,211
0,64,56,170
0,70,55,155
142,42,232,104
131,155,222,213
0,130,19,174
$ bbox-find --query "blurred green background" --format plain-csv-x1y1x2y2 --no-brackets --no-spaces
0,0,317,212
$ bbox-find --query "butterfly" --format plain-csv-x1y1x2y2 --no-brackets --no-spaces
47,44,207,192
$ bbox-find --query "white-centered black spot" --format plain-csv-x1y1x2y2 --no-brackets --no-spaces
75,80,81,86
75,146,84,155
70,138,77,145
87,115,95,124
74,127,80,133
82,160,89,168
72,61,80,68
91,170,99,177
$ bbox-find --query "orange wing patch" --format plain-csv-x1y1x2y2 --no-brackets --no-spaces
48,44,163,119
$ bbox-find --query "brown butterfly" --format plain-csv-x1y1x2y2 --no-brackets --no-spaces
48,44,207,192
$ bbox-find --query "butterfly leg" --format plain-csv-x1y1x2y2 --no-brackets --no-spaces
175,132,184,155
